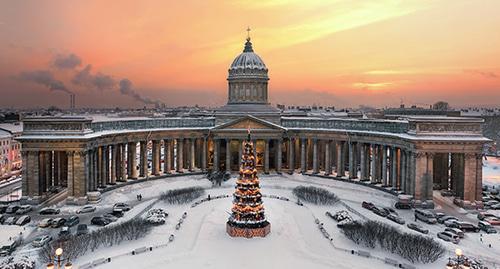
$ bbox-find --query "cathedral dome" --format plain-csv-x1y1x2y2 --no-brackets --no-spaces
226,35,269,105
228,37,268,78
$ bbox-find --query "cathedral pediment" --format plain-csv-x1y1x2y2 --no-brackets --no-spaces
212,115,285,131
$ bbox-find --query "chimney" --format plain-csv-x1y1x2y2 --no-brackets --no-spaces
69,94,75,110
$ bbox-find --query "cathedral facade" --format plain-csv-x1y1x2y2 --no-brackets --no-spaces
17,37,488,209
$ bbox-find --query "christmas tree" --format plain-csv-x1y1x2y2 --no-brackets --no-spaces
226,131,271,238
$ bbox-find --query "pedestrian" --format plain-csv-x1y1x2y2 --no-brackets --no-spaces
137,194,139,201
208,194,211,200
414,216,417,222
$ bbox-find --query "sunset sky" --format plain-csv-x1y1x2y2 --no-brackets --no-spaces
1,0,500,109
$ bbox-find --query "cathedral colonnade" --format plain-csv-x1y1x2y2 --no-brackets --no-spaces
17,116,487,209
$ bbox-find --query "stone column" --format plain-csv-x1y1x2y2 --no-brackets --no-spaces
400,150,407,193
463,153,478,203
288,138,295,173
92,149,98,189
73,151,87,199
348,142,355,179
312,139,319,174
104,146,110,184
425,153,434,203
382,146,388,185
139,141,147,177
85,150,91,192
264,139,270,174
128,142,138,179
324,140,331,175
190,138,196,171
337,141,345,177
276,139,282,174
67,151,74,197
359,144,366,180
110,145,117,184
390,147,398,188
176,138,184,173
120,144,127,181
152,140,160,176
162,139,170,173
98,146,105,187
408,151,417,197
370,144,376,183
475,154,483,204
300,138,306,173
225,139,232,173
213,139,220,172
201,137,207,171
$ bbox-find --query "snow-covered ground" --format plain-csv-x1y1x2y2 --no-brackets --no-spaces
67,174,500,269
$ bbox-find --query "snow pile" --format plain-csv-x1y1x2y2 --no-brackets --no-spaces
145,208,168,225
0,255,35,269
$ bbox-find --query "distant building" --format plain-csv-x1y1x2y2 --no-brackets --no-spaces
0,123,22,180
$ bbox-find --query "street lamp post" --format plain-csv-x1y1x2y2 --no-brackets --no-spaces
446,249,471,269
46,247,72,269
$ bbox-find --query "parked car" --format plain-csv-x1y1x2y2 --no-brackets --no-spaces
15,205,32,215
76,205,96,214
38,218,53,228
113,203,131,211
478,221,497,234
4,216,17,225
490,204,500,210
434,212,446,219
15,215,31,226
414,209,437,224
0,205,8,214
0,214,5,224
447,221,480,232
111,208,124,217
76,224,88,236
5,205,20,214
65,216,79,227
372,207,389,217
407,223,429,234
437,231,460,244
382,207,397,216
438,215,458,224
32,235,52,247
102,214,118,222
91,216,110,226
444,228,465,238
477,212,498,221
0,238,21,256
387,214,405,224
58,226,71,238
484,200,499,208
484,217,500,226
362,201,375,210
39,208,60,215
51,218,66,228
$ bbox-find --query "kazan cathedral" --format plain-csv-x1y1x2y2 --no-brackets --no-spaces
18,35,488,209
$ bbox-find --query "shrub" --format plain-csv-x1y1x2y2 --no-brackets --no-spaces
339,220,444,263
39,219,153,262
160,187,205,204
292,186,339,205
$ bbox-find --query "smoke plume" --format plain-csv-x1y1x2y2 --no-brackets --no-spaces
17,70,72,93
72,64,115,91
53,53,82,69
119,79,159,105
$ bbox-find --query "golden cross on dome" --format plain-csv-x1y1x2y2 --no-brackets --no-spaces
246,26,251,40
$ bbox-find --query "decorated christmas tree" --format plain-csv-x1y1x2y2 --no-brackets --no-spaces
226,131,271,238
